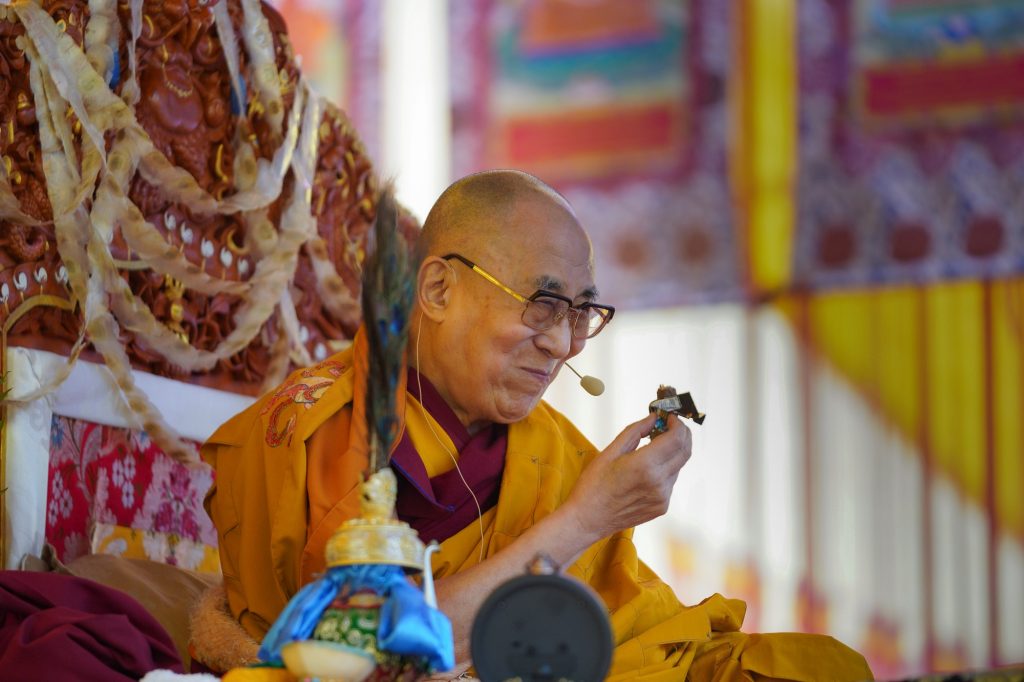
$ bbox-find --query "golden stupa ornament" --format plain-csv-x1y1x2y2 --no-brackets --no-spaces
324,467,425,571
270,468,448,682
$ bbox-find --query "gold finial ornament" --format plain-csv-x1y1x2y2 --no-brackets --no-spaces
323,467,425,571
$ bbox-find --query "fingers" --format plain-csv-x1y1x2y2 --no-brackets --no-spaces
639,415,692,469
606,413,658,456
666,417,693,468
664,415,693,452
578,415,695,537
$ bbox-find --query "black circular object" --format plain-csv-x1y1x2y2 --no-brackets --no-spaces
470,571,613,682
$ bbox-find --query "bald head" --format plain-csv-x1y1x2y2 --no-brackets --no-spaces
419,170,587,263
411,170,600,430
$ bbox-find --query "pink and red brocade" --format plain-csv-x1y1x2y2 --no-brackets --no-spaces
45,415,217,568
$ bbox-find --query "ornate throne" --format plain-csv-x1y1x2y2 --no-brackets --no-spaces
0,0,412,575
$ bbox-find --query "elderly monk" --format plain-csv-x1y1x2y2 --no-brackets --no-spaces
203,170,872,680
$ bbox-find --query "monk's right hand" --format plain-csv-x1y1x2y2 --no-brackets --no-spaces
564,413,692,544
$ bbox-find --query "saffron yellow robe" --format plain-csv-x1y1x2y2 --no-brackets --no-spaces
203,334,872,680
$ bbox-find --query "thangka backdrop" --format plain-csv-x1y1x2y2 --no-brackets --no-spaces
450,0,740,308
796,0,1024,287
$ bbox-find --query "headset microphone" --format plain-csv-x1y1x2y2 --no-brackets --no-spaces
565,362,605,397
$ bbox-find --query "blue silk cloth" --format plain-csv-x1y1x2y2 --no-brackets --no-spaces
258,564,454,672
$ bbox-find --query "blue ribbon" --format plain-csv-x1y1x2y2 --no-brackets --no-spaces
258,564,454,672
378,578,455,670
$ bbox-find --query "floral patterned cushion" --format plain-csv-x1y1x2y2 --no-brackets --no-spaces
46,415,218,573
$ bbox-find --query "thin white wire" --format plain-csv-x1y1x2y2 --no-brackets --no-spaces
414,313,487,564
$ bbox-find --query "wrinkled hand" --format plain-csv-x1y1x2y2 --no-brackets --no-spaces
565,413,692,543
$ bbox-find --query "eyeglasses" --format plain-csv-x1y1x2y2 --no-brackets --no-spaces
443,253,615,339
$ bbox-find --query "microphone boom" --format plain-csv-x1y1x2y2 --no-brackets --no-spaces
565,362,604,397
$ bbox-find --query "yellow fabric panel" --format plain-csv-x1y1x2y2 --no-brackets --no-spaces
808,288,877,390
740,0,796,293
777,280,1020,516
925,282,986,503
91,522,221,574
751,195,795,292
790,286,923,444
872,286,922,441
992,278,1024,536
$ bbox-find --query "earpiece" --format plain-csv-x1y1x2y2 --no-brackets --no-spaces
565,362,604,397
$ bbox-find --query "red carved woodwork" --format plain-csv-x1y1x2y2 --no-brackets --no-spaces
0,0,412,395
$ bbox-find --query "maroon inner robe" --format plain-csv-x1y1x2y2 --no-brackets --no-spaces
391,368,507,545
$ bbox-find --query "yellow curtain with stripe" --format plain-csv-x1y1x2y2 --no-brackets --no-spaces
736,0,1024,672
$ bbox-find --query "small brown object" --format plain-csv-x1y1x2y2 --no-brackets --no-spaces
649,384,705,437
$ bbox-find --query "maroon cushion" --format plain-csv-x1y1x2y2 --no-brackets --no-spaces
0,570,183,680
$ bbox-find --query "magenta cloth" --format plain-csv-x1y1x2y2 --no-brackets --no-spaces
392,368,507,544
0,570,182,681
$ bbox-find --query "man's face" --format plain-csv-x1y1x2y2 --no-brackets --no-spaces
434,199,596,430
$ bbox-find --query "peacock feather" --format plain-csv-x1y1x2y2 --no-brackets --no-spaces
361,183,415,474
